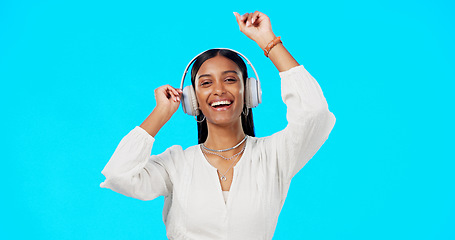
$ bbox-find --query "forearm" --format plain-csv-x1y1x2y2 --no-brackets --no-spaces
256,32,300,72
139,107,172,137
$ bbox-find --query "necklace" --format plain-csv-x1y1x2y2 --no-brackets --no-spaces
202,135,247,152
202,144,246,161
200,142,246,181
202,150,241,181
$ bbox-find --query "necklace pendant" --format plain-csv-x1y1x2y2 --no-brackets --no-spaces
220,176,227,181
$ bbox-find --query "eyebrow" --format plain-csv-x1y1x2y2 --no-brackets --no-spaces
198,70,239,80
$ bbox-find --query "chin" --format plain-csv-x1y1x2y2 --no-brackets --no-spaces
206,115,241,127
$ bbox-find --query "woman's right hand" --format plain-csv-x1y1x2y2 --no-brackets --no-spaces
154,85,183,119
139,85,182,137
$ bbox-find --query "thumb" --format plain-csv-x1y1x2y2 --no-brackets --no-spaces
233,12,244,28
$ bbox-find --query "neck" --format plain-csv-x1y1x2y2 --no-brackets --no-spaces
204,119,246,150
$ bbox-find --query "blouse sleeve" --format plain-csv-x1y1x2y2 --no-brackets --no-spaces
100,126,173,201
269,65,336,181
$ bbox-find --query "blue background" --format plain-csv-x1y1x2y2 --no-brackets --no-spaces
1,0,454,239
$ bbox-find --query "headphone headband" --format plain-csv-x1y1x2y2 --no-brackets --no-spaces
179,48,260,90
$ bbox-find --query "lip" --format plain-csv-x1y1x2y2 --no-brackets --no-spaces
210,103,232,111
208,98,232,105
208,98,234,111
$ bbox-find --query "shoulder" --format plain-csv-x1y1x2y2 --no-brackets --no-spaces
184,144,200,158
246,133,284,150
154,144,199,164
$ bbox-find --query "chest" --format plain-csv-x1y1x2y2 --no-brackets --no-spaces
184,161,265,232
165,147,287,238
202,154,239,191
182,149,283,213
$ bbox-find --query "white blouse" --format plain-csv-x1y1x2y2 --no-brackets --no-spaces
100,65,336,240
222,191,229,203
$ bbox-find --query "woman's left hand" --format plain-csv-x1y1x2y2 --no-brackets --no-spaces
234,11,277,50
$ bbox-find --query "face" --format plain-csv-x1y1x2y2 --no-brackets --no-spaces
195,55,245,127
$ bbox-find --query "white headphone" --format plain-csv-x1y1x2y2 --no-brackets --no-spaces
179,48,262,116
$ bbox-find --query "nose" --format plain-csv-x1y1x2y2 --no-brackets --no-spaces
213,80,226,95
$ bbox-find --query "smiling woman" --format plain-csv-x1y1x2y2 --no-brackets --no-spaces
189,49,255,144
100,11,336,240
196,55,245,131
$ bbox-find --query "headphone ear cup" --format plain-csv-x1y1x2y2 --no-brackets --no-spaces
245,77,262,109
182,86,200,116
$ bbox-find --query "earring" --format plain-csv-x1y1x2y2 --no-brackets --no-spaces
194,114,206,123
242,107,249,116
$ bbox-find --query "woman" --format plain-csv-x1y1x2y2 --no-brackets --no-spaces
100,11,336,239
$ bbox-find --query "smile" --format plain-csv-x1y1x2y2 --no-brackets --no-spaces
209,100,233,111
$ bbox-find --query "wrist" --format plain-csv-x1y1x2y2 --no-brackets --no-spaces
256,32,277,50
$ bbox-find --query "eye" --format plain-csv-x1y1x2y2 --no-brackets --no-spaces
225,78,237,83
200,80,212,87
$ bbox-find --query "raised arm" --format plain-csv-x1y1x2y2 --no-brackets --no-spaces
235,11,336,181
140,85,182,137
234,11,299,72
101,85,182,200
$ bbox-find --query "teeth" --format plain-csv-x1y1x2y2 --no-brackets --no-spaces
211,100,231,107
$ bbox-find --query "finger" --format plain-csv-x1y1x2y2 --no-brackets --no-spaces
155,85,169,97
168,90,178,102
241,13,250,25
235,12,250,32
159,85,173,98
162,85,180,98
240,13,249,21
169,88,181,102
175,88,182,101
174,91,180,102
233,12,240,20
251,11,261,25
233,12,243,27
170,87,179,96
251,11,269,26
234,12,248,28
246,12,256,27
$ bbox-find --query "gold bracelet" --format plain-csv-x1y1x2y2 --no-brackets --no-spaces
264,36,282,57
